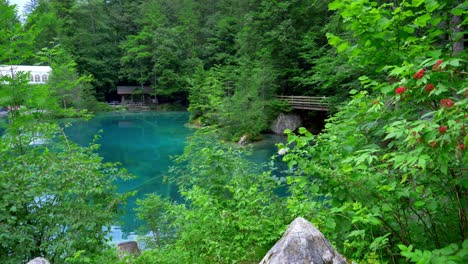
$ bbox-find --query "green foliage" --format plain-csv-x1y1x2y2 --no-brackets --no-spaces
23,0,60,57
217,65,276,140
188,62,280,141
399,240,468,264
64,248,121,264
275,1,468,263
0,0,35,64
41,45,106,112
119,0,201,99
3,1,467,263
134,194,176,248
131,130,288,263
0,70,53,112
279,53,467,263
33,0,120,98
0,74,132,263
119,31,153,88
187,65,232,124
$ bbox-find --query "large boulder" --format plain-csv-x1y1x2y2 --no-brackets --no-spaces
27,258,50,264
271,113,302,135
260,217,348,264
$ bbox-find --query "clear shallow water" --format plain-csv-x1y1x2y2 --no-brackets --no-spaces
63,111,283,242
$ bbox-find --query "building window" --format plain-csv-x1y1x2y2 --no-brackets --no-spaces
30,75,34,82
35,75,40,82
42,75,48,82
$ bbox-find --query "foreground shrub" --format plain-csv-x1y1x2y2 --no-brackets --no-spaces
279,58,467,262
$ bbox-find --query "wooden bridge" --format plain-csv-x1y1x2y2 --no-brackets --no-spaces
277,95,329,111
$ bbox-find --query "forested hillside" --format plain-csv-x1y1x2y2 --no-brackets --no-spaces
1,0,467,263
5,0,362,140
18,0,337,98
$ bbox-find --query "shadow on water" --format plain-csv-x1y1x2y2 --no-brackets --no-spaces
63,111,285,242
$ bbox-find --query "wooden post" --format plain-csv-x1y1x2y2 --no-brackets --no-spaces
117,241,141,259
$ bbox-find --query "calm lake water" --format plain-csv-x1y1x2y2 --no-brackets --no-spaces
63,111,283,243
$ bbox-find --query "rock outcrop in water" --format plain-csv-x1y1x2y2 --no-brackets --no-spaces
271,113,302,134
260,217,348,264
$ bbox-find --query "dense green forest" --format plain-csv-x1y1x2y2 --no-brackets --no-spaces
1,0,467,263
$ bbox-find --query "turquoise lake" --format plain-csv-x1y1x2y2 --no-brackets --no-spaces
63,111,283,242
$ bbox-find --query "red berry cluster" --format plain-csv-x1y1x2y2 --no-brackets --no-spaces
413,69,425,79
396,60,465,152
425,83,435,92
440,99,454,108
432,59,443,71
438,126,447,134
395,86,406,95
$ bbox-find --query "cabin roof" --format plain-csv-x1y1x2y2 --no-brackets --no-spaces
117,86,153,95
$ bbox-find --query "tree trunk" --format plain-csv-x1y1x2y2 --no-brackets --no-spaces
450,5,464,55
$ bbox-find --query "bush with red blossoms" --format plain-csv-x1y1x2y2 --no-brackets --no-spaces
413,69,425,79
395,86,405,94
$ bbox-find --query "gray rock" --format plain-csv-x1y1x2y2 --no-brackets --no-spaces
260,217,348,264
238,134,249,145
27,257,50,264
271,113,302,134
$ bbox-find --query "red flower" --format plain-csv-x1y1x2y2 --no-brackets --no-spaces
440,98,454,108
438,126,447,134
459,144,465,150
432,60,443,71
413,69,425,79
425,83,435,92
395,86,406,95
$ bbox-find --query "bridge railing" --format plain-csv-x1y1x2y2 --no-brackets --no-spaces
277,95,329,111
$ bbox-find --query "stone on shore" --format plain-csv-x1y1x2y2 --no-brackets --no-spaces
271,113,302,135
260,217,348,264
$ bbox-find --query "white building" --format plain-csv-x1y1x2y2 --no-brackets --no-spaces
0,65,52,84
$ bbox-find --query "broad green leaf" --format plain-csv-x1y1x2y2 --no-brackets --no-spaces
412,0,425,7
451,8,464,16
337,42,350,52
414,13,432,27
326,33,342,46
381,203,392,212
329,0,344,10
425,0,440,12
414,200,425,207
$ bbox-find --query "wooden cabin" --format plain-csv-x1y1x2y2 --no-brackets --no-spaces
117,86,154,104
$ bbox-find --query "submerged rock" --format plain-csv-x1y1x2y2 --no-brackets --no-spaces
260,217,348,264
271,113,302,134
